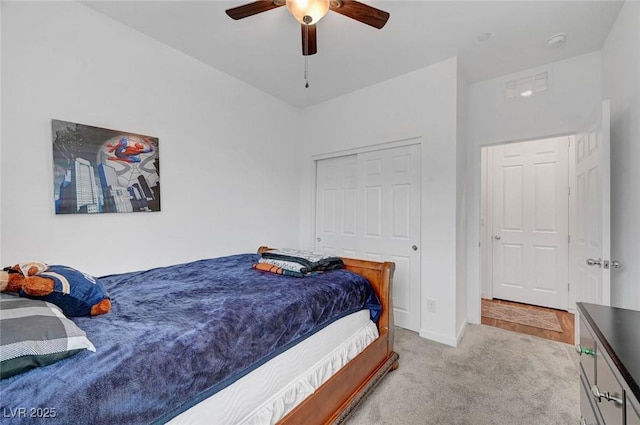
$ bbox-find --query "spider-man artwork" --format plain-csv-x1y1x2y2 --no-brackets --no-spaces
52,120,160,214
106,137,154,163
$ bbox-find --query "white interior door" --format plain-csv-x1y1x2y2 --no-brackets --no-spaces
490,137,570,310
315,144,421,331
574,100,611,306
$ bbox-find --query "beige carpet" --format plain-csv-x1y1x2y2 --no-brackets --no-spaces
344,325,579,425
481,299,563,332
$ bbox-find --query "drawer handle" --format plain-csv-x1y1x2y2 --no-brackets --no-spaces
591,385,623,405
575,345,594,356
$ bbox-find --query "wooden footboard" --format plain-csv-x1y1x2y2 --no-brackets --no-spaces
257,248,398,425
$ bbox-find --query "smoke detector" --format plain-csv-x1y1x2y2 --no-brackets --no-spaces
545,33,567,48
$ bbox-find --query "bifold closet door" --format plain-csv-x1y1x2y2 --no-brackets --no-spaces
315,154,359,259
315,144,421,331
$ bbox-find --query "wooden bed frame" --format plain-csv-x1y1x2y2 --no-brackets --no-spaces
258,247,399,425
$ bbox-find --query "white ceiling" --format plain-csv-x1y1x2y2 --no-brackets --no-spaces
81,0,624,108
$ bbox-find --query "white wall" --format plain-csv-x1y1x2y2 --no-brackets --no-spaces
602,1,640,311
467,52,603,322
0,1,301,276
299,57,463,346
456,66,469,339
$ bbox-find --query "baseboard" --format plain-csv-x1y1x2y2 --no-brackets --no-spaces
455,320,468,346
418,329,458,347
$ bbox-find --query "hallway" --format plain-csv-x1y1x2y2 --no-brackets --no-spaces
481,298,574,344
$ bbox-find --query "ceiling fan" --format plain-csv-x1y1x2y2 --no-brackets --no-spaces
225,0,390,56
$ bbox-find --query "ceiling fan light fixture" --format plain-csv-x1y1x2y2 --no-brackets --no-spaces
286,0,330,25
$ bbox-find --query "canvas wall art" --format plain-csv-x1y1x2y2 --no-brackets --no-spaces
52,119,160,214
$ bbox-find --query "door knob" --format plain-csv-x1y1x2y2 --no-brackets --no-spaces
411,245,418,251
494,235,501,240
611,260,622,269
586,258,602,267
316,237,321,242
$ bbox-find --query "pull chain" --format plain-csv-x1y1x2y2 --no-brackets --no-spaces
305,56,309,88
304,23,310,88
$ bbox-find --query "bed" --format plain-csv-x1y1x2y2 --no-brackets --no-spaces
0,247,398,424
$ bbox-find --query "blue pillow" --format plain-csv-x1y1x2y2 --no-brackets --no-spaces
20,265,110,317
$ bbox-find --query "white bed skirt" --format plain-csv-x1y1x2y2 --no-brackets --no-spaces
167,310,379,425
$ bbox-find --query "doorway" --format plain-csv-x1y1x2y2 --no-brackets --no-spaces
482,136,572,311
477,101,612,344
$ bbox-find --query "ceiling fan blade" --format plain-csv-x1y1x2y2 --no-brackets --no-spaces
301,24,318,56
225,1,284,20
329,0,389,29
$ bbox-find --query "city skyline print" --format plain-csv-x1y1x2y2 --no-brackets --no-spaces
52,120,160,214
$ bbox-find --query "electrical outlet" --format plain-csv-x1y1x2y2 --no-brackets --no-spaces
426,299,437,313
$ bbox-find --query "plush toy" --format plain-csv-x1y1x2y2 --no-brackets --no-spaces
0,262,111,316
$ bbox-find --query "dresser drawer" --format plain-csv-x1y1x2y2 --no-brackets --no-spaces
628,395,640,425
579,315,597,387
595,352,625,424
581,374,603,425
577,303,640,425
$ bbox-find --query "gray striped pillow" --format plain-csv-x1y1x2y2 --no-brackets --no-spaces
0,294,96,379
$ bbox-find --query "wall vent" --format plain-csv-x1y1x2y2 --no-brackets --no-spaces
504,71,549,100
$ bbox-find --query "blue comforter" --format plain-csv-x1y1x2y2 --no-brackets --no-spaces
0,254,381,424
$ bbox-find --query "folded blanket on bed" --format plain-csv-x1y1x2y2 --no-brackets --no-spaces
261,248,344,273
258,258,308,273
252,262,307,278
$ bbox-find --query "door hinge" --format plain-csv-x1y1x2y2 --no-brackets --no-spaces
568,234,570,244
568,282,570,292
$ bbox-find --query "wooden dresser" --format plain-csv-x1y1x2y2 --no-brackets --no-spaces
577,303,640,425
